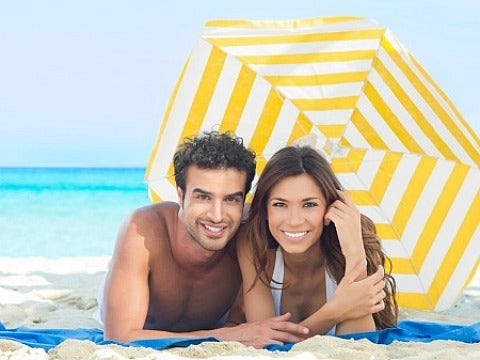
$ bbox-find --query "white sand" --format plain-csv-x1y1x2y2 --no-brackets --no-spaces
0,256,479,359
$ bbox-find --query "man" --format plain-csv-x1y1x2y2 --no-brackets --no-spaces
94,131,308,348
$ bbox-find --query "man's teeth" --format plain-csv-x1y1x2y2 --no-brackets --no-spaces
284,231,307,238
205,225,222,233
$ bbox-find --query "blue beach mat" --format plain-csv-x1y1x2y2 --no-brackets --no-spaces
1,321,479,352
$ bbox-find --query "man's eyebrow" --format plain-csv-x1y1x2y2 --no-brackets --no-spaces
192,188,244,198
227,191,245,198
192,188,211,195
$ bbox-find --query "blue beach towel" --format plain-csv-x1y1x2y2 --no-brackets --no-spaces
1,321,479,352
0,322,216,351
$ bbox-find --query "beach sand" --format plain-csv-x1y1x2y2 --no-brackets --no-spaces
0,256,479,359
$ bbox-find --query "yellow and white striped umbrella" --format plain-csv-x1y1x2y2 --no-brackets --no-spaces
145,16,480,311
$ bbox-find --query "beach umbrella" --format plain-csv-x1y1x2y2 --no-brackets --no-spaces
145,16,480,311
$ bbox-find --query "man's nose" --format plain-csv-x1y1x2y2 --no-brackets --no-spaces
207,201,224,222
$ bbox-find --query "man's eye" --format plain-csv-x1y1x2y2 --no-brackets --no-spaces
225,196,241,203
197,194,210,200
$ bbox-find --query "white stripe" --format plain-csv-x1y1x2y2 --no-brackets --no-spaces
235,76,272,146
434,224,480,311
399,159,454,254
336,173,371,192
354,96,408,151
150,178,178,202
398,45,478,166
355,149,388,189
342,121,372,150
217,39,380,57
250,59,373,76
379,238,410,258
304,109,352,126
368,66,442,157
393,274,425,293
277,82,364,100
418,168,479,288
262,100,301,158
201,55,242,131
150,38,212,180
357,206,391,225
202,18,383,37
380,153,421,224
378,47,473,164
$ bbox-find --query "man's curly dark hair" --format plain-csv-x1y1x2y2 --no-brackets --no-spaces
173,131,256,195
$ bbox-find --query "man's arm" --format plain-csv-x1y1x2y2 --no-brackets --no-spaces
102,210,154,341
102,209,308,348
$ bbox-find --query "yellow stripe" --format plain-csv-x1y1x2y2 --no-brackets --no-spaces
219,65,256,133
390,258,418,274
392,156,437,234
350,108,389,149
373,57,458,161
167,47,227,179
145,57,190,182
364,81,424,154
238,50,377,65
411,56,480,154
411,163,469,268
287,112,313,144
249,87,283,154
397,292,431,310
331,157,350,173
148,188,162,203
205,16,366,29
369,151,402,202
348,190,377,206
427,188,480,305
264,71,368,86
317,124,345,138
292,96,357,111
375,223,400,240
346,148,366,171
206,29,385,47
383,37,480,166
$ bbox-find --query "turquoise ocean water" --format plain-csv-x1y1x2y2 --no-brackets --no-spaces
0,168,151,258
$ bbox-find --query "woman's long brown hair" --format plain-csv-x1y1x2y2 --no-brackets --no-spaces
243,145,398,329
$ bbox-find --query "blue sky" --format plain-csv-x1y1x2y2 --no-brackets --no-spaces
1,1,478,167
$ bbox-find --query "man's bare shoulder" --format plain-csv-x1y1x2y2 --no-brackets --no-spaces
117,201,180,242
128,201,179,223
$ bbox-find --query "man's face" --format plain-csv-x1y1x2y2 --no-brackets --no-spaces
177,165,247,251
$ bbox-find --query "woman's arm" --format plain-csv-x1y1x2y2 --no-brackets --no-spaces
299,261,385,335
236,233,276,321
323,190,376,334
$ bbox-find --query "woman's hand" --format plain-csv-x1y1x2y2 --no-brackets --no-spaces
324,190,366,276
331,261,386,322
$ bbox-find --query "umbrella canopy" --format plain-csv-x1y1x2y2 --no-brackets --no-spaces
145,16,480,311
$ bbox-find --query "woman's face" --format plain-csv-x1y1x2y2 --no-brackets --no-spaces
266,174,327,254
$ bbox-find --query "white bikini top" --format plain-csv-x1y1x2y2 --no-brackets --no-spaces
270,247,337,335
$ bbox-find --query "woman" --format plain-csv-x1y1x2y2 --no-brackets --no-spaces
237,145,398,337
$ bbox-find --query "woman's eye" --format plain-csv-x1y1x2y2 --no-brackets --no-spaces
272,202,287,207
304,202,318,208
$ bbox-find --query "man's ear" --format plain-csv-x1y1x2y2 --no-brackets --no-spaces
176,186,184,206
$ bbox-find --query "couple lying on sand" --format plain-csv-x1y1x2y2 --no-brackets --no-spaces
93,130,397,349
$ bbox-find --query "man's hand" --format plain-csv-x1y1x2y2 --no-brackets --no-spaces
216,313,309,349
